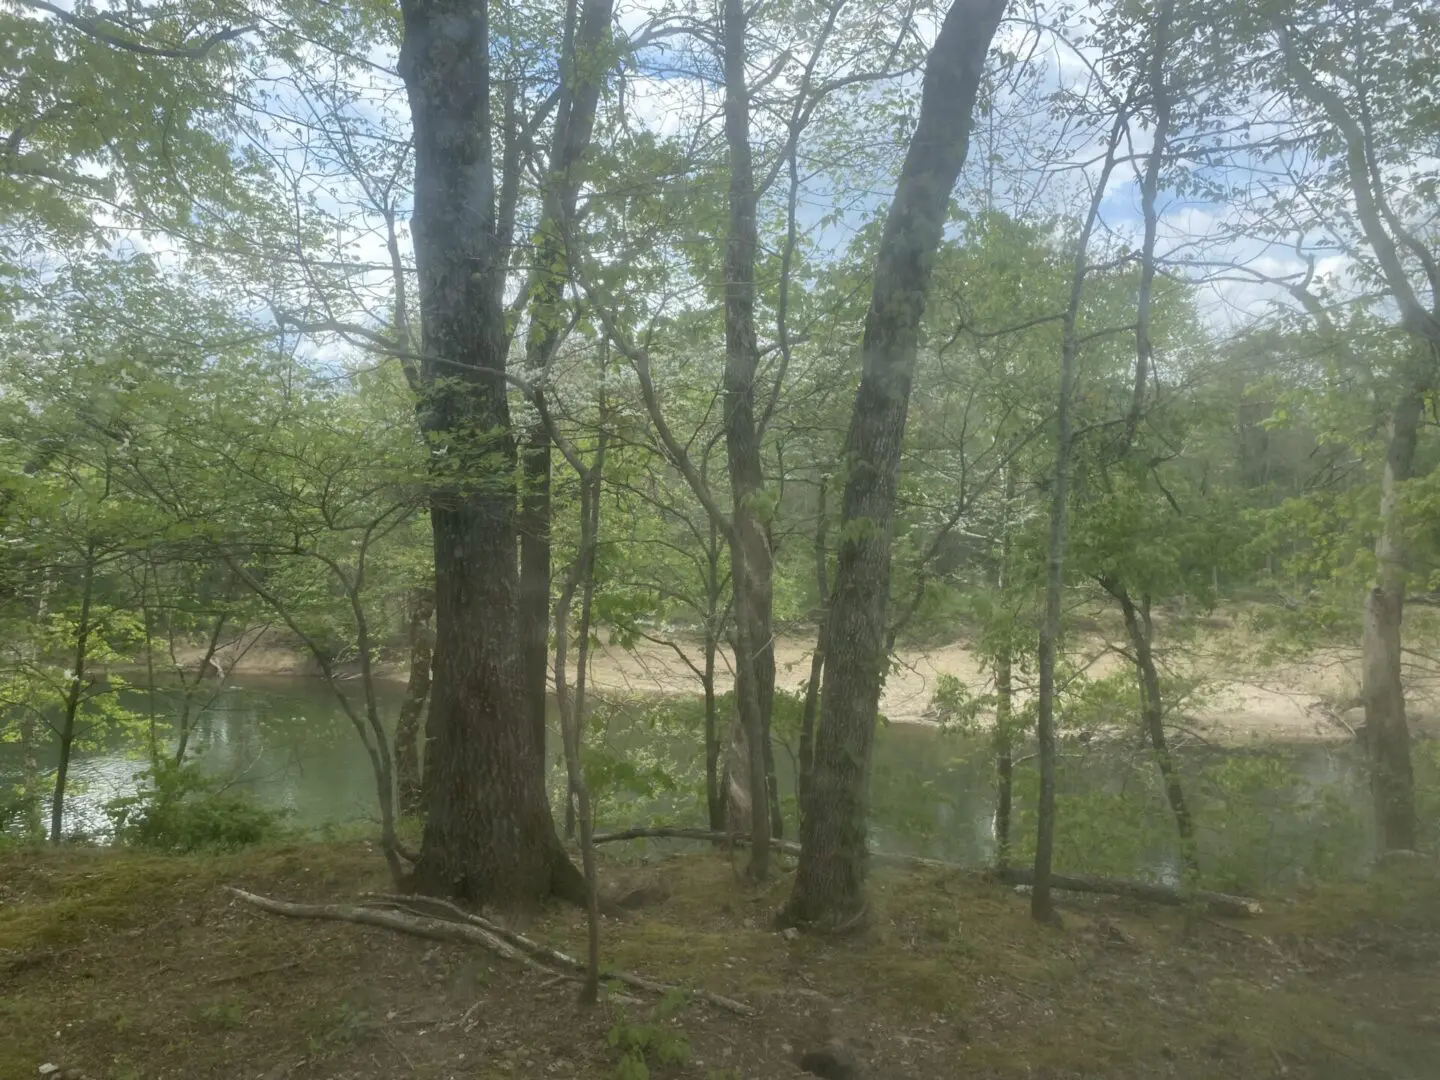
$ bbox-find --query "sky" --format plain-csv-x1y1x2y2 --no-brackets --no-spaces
16,0,1427,356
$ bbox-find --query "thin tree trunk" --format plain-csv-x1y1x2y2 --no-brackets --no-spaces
554,490,604,1000
518,0,616,788
175,610,229,768
395,586,435,817
51,540,97,843
720,0,776,876
992,468,1015,869
783,0,1006,928
399,0,581,907
1364,388,1421,851
1112,583,1197,873
798,477,830,823
1030,110,1127,925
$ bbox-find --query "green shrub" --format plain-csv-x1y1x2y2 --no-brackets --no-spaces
105,762,286,852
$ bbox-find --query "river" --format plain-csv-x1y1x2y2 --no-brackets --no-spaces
0,676,1382,889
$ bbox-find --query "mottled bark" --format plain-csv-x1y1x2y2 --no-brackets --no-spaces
399,0,581,907
519,0,616,787
1364,389,1421,851
395,587,435,818
783,0,1006,927
720,0,777,875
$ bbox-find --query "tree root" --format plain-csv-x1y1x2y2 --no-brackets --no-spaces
225,887,756,1017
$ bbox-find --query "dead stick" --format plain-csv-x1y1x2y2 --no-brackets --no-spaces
363,892,756,1017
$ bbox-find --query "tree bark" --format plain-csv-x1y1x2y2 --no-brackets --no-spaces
518,0,616,789
398,0,581,907
798,478,830,823
553,430,606,1003
51,539,97,843
720,0,778,874
1030,109,1127,925
783,0,1006,928
992,468,1015,869
1364,387,1422,851
1111,583,1197,873
395,586,435,818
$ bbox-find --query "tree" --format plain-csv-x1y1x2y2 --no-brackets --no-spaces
397,0,583,907
783,0,1007,928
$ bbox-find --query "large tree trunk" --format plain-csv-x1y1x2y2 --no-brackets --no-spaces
395,586,435,818
1364,388,1421,851
782,0,1006,927
518,0,616,789
720,0,778,874
399,0,581,907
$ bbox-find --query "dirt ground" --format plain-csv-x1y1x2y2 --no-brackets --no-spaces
3,840,1438,1080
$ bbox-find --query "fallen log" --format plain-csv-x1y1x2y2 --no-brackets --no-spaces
592,824,1262,917
225,887,755,1017
591,825,801,857
991,867,1262,918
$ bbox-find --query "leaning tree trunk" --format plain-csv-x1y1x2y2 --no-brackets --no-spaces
395,586,435,817
1111,583,1197,873
518,0,616,788
720,0,779,871
1364,387,1421,851
783,0,1008,928
51,540,97,843
399,0,582,907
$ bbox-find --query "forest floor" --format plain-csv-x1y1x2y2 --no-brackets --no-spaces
2,839,1438,1080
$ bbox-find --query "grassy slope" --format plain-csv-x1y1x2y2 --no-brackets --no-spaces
1,840,1437,1079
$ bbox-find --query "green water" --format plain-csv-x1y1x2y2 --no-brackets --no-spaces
0,676,1385,889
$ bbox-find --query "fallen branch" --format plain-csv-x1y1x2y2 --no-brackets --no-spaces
992,867,1262,918
362,893,755,1017
592,824,1261,917
226,887,755,1017
226,888,549,973
592,825,802,857
591,826,955,872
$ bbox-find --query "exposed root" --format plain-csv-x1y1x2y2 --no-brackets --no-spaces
225,886,756,1017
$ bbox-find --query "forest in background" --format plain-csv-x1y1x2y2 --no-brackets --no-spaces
2,0,1440,949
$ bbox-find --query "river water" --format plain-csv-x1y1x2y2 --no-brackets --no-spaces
0,677,1383,888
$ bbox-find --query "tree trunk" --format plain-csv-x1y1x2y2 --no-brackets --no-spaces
992,468,1015,869
720,0,777,876
395,586,435,818
51,540,97,843
1364,388,1421,851
553,422,607,1004
518,0,616,790
399,0,581,907
1113,584,1197,873
783,0,1006,927
1030,107,1127,925
798,477,830,823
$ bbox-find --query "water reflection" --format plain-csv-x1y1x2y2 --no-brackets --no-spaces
0,677,1380,887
